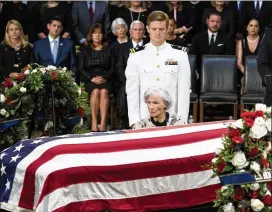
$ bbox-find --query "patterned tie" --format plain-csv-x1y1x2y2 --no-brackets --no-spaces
136,44,140,48
89,2,93,25
52,40,58,64
255,1,260,19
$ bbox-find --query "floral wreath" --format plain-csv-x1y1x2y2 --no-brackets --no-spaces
212,104,271,212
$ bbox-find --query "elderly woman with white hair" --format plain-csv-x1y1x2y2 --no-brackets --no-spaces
111,17,128,44
133,88,187,129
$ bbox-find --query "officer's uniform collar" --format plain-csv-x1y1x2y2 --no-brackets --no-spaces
148,41,168,51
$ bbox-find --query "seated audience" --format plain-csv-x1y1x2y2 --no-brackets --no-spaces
117,1,149,30
166,17,187,46
111,18,128,45
116,20,148,129
72,1,110,46
0,20,36,81
202,1,235,40
78,23,114,132
33,16,76,75
31,1,72,40
236,18,261,94
190,11,235,76
133,88,187,129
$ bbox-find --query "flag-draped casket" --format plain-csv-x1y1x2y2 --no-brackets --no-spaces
0,121,229,212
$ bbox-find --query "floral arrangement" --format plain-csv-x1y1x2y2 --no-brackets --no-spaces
0,64,90,149
212,104,272,212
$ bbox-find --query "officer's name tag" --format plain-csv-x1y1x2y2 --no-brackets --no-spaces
254,169,272,182
165,60,178,65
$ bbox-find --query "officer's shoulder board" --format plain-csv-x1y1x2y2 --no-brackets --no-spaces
129,46,145,54
171,44,188,52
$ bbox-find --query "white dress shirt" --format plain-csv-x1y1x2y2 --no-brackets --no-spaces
132,40,144,48
48,36,60,57
254,1,262,9
208,30,218,45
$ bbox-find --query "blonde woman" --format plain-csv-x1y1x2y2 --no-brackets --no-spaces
0,20,36,81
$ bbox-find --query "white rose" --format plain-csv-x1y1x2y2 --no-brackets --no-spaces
0,94,6,103
221,185,228,193
265,106,271,114
250,161,261,173
13,81,17,87
0,109,7,116
215,148,222,155
255,103,267,112
232,151,249,169
233,119,244,129
252,183,260,191
40,68,46,74
223,202,235,212
250,125,268,139
31,69,37,74
78,88,81,96
19,87,27,93
266,118,271,132
62,67,67,71
211,158,217,164
254,117,266,126
24,70,30,75
251,199,264,212
46,65,56,70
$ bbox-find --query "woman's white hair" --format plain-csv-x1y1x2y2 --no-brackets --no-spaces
143,88,172,110
111,18,128,34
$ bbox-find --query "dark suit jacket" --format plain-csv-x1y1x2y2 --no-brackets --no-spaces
0,43,36,81
190,31,235,71
241,1,272,36
257,25,272,106
72,1,110,42
33,37,76,74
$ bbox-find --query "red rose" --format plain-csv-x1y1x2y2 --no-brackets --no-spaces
216,157,226,173
77,107,85,117
228,128,241,138
261,156,269,168
51,72,58,80
16,73,24,81
6,97,16,106
263,195,272,206
249,190,259,199
247,147,259,157
3,78,14,88
241,111,256,119
255,110,264,117
244,118,254,128
267,182,272,191
233,187,245,201
232,136,243,144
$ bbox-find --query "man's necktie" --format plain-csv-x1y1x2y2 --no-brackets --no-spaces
89,2,93,25
255,1,260,19
136,44,140,48
52,40,58,64
210,34,215,47
238,1,242,15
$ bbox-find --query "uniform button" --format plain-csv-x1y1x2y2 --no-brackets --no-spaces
156,77,160,81
157,65,160,68
156,53,159,56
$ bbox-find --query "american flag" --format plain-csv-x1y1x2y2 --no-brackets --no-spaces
0,121,229,212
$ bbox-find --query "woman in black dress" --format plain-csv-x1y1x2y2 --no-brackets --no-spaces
0,20,36,82
78,24,114,132
236,18,261,94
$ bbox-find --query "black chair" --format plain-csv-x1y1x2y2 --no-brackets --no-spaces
199,55,238,122
240,56,265,112
188,54,198,123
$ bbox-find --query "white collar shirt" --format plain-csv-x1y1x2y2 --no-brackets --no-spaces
48,36,60,53
208,30,218,45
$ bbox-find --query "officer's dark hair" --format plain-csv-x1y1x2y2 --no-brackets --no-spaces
147,11,169,27
47,16,64,26
207,11,222,20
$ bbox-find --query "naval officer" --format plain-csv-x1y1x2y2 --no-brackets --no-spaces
125,11,191,127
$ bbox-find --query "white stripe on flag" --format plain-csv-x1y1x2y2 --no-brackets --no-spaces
36,170,220,212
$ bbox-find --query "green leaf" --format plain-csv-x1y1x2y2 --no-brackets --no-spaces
223,164,234,172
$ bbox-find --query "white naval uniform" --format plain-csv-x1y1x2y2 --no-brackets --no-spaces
125,41,191,126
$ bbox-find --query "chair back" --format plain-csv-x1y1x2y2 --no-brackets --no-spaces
244,56,265,94
188,54,197,94
200,55,237,94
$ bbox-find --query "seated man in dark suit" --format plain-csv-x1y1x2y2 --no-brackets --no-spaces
190,11,235,80
116,20,148,129
33,16,76,75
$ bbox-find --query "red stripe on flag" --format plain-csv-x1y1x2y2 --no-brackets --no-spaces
37,153,214,205
19,128,225,209
52,184,220,212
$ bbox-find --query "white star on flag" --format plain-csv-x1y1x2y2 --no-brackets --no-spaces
0,152,7,160
5,179,10,191
31,139,44,144
1,163,6,176
10,154,21,163
13,143,25,152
